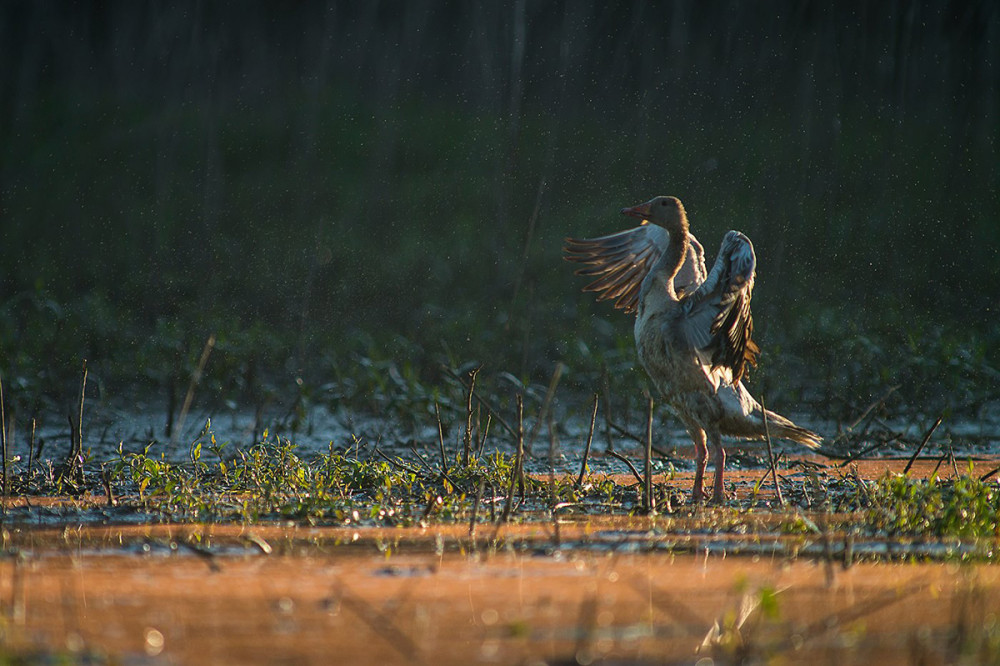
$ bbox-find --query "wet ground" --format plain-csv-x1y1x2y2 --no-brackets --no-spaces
5,395,1000,663
1,454,999,664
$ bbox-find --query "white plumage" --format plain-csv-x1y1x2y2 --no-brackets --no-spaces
565,196,820,503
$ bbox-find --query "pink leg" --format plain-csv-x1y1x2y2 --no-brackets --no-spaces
708,430,727,503
688,426,708,503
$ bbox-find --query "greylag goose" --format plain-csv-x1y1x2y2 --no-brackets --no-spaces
565,196,821,503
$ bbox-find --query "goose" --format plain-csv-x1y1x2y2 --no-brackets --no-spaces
564,196,821,503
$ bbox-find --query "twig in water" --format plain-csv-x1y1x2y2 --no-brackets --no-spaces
462,367,480,466
606,420,687,468
576,394,599,487
171,335,216,449
525,362,564,455
843,532,855,570
548,414,560,546
76,360,87,471
607,419,646,445
413,431,460,493
762,396,784,506
0,370,6,496
516,394,526,500
601,363,614,452
771,584,926,656
419,493,440,523
499,395,525,523
643,395,655,514
100,464,114,507
332,580,426,666
440,365,517,439
572,593,601,662
930,448,949,479
849,384,900,429
489,480,498,522
833,384,900,445
63,360,88,482
66,414,75,465
177,540,221,572
374,446,423,477
476,414,492,459
469,475,485,541
819,512,836,587
27,418,36,472
166,365,177,438
980,464,1000,482
434,401,448,471
607,449,644,486
407,444,437,475
837,437,897,468
903,415,943,475
252,400,267,446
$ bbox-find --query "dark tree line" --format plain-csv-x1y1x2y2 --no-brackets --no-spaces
0,1,997,359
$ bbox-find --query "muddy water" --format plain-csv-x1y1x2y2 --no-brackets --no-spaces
0,521,998,664
5,413,1000,664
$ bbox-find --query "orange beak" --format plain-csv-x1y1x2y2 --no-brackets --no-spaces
620,203,651,223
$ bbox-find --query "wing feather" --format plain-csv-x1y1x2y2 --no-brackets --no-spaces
564,225,705,314
674,230,759,383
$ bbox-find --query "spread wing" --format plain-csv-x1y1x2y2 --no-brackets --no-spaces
674,230,759,384
563,224,707,314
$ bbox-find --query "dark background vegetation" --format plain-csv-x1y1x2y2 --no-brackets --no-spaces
1,1,998,429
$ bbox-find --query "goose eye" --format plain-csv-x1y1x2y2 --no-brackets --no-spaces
660,200,668,206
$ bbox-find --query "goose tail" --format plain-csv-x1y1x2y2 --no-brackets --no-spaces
761,409,822,449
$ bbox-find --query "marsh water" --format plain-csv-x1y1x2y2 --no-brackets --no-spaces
21,393,1000,475
2,520,999,665
5,395,1000,664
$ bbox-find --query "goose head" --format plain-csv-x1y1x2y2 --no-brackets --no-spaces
621,196,688,234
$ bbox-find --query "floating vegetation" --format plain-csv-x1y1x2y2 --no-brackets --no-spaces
864,472,1000,540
